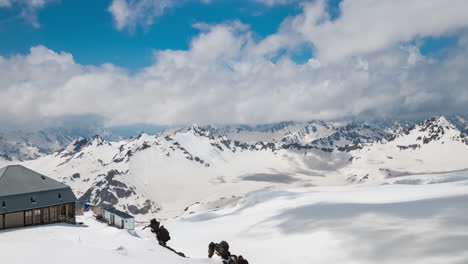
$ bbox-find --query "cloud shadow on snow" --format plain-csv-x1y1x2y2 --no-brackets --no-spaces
254,194,468,263
241,173,300,184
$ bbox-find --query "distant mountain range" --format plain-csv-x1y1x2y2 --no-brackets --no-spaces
0,114,461,219
1,114,467,162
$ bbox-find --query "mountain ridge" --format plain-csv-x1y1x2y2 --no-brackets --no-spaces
0,115,466,219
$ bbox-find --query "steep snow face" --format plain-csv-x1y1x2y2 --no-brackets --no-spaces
0,212,216,264
24,135,159,216
344,116,468,183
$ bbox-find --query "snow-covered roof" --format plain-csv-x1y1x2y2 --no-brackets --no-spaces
0,165,77,214
104,207,134,219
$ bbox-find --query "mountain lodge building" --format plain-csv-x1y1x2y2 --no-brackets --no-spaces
0,165,77,230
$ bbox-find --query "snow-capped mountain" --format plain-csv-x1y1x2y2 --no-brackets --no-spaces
0,126,111,161
344,116,468,184
22,123,356,218
448,114,468,135
205,119,414,148
204,121,335,145
309,119,414,150
0,118,414,162
10,115,468,219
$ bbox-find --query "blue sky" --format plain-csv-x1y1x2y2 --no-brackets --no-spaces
0,0,467,128
1,0,457,71
1,0,304,70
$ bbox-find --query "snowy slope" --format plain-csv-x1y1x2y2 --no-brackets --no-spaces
2,180,468,264
448,113,468,134
25,125,350,218
167,180,468,264
343,116,468,184
19,116,468,219
0,212,215,264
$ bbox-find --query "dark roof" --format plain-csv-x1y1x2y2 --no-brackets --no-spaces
0,165,77,214
103,207,134,219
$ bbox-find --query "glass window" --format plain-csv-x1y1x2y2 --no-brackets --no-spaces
50,207,57,222
33,209,41,224
25,210,33,225
42,208,49,223
59,205,66,221
67,203,75,219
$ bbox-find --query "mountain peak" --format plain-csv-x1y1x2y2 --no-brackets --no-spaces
418,115,456,132
185,124,213,139
88,135,111,147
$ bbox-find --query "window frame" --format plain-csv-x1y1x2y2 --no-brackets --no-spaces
25,210,33,226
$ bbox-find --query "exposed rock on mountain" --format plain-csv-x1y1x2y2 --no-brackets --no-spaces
7,115,467,218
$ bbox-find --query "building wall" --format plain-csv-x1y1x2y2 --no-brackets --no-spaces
0,214,3,229
124,219,135,230
90,206,103,218
103,211,124,229
103,210,111,222
114,215,124,229
4,211,24,229
0,203,75,230
102,210,134,230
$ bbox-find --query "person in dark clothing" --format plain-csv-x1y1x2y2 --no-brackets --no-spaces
235,256,249,264
155,225,171,246
208,241,249,264
142,218,160,233
208,241,231,259
142,219,171,246
142,219,187,257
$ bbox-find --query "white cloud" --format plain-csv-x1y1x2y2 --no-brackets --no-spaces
1,21,468,127
0,0,55,27
0,0,12,7
252,0,299,6
3,1,468,127
284,0,468,62
108,0,212,32
108,0,174,31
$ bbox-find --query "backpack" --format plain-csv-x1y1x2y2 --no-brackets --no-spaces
156,226,171,243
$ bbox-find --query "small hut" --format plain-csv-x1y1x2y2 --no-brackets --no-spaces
103,207,135,231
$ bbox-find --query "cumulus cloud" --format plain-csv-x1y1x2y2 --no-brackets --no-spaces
1,20,468,127
283,0,468,62
108,0,212,32
106,0,300,32
108,0,175,31
0,0,55,27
